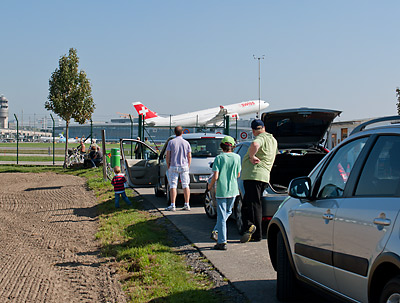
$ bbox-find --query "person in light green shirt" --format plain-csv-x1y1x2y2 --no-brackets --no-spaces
208,136,241,250
240,119,278,243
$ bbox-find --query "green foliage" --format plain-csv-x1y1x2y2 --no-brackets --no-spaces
45,48,95,166
45,48,95,124
396,88,400,115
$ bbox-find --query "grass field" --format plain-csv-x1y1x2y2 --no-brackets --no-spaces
0,165,225,303
0,141,163,163
0,142,120,163
0,142,121,149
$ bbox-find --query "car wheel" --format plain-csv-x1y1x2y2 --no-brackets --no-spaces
234,195,244,235
379,276,400,303
154,180,164,197
204,190,217,219
277,230,297,301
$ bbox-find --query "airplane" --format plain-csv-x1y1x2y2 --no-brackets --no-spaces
132,100,269,127
39,134,80,143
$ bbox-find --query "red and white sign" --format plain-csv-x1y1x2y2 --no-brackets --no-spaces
240,132,248,140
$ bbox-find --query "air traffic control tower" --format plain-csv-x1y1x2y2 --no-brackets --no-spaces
0,95,9,128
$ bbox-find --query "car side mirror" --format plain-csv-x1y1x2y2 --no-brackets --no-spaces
209,161,213,168
288,177,312,199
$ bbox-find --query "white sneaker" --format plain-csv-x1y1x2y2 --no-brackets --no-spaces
165,205,176,211
181,204,190,211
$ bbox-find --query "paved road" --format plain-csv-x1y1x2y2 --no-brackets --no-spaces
134,188,331,303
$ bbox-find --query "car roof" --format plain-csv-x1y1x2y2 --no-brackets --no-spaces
350,115,400,136
262,107,341,149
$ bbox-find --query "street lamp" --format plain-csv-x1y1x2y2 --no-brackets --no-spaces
253,55,265,118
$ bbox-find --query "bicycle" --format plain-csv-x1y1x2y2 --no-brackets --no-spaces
105,152,114,181
66,148,85,168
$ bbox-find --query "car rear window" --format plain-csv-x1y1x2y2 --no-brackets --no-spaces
187,138,222,158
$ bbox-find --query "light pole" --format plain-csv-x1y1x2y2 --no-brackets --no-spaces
253,55,265,118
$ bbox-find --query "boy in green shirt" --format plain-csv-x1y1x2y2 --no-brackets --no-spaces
208,136,241,250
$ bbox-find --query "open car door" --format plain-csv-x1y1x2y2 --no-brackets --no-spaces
120,139,159,188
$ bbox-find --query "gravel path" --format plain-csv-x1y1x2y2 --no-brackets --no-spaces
0,173,126,303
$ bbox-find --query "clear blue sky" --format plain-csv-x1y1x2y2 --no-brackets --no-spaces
2,0,400,124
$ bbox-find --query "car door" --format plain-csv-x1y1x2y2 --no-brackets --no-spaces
120,139,159,188
333,135,400,302
291,137,368,290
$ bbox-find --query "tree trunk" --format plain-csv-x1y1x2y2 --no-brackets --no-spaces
63,120,69,168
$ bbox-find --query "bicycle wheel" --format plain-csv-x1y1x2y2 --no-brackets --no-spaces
106,163,114,181
66,155,73,168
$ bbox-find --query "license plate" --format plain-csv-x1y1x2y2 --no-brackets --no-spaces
198,175,209,182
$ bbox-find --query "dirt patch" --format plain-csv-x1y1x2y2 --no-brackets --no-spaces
0,172,126,303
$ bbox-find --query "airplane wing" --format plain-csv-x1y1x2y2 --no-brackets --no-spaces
204,106,228,126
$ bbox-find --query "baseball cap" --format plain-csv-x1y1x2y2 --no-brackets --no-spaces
221,136,235,146
251,119,264,130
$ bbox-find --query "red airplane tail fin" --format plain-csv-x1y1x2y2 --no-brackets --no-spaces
132,102,158,119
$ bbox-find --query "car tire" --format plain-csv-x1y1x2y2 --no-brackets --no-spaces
204,189,217,219
234,195,244,235
277,230,297,301
379,276,400,303
154,180,165,197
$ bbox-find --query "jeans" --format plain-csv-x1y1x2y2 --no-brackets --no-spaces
213,197,235,244
115,191,132,208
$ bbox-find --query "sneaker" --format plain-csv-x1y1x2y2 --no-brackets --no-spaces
165,205,176,211
210,230,218,242
240,224,256,243
181,204,190,211
214,243,227,250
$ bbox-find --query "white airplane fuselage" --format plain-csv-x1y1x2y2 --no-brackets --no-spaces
133,100,269,127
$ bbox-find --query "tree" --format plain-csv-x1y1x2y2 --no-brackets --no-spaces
396,88,400,115
45,48,95,168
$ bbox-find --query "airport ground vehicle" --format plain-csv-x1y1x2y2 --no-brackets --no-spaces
204,108,341,233
267,116,400,302
120,133,225,203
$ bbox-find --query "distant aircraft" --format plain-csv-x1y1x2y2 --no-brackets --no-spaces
132,100,269,127
39,134,80,143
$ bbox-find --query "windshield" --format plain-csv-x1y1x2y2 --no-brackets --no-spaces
187,138,222,158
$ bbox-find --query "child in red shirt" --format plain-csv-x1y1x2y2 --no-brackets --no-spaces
111,166,132,208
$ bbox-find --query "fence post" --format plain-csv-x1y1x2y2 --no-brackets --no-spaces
138,114,142,141
14,114,19,164
50,114,55,165
129,114,134,159
235,116,238,141
102,130,107,181
142,115,145,140
224,115,230,135
90,119,93,145
169,115,172,136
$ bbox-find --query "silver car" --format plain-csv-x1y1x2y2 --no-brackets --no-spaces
120,133,226,202
267,116,400,302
